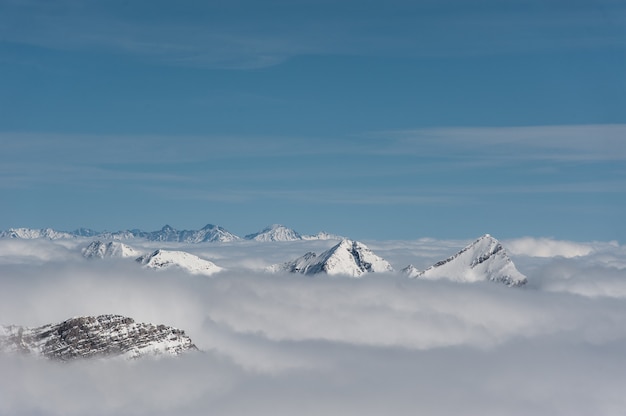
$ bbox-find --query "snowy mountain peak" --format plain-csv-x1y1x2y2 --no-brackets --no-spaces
406,234,527,286
245,224,302,242
144,224,241,243
193,224,241,243
136,249,223,276
271,239,393,277
0,315,197,360
82,240,142,259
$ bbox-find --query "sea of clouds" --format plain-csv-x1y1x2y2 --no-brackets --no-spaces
0,236,625,415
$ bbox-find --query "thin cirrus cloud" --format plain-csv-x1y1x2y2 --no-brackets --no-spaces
375,124,626,161
4,124,625,164
1,0,623,69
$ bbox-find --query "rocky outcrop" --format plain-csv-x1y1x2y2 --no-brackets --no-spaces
0,315,197,360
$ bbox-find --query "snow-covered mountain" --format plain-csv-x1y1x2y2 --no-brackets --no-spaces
136,249,223,276
403,234,527,286
184,223,241,243
270,239,394,277
245,224,302,242
0,224,339,243
0,315,196,360
0,223,241,243
301,231,344,241
132,224,241,243
82,240,142,259
0,227,75,240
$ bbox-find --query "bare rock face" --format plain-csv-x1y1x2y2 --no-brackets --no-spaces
0,315,197,360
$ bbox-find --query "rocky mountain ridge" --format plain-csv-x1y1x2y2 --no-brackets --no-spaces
0,315,197,360
1,224,340,243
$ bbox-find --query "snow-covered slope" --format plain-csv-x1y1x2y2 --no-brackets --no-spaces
271,239,394,277
245,224,302,242
404,234,527,286
136,249,223,276
82,240,142,259
0,315,196,360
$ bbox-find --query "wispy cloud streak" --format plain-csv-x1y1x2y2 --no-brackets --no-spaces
1,0,623,68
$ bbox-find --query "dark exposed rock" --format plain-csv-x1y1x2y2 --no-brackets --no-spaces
0,315,197,360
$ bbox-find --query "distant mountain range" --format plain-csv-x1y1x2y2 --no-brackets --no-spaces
0,315,196,360
0,224,342,243
3,224,527,286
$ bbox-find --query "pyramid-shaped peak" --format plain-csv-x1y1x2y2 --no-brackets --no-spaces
245,224,302,242
82,240,142,259
407,234,527,286
271,238,393,277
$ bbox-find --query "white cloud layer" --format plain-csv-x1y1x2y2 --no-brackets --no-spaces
1,237,625,415
504,237,597,258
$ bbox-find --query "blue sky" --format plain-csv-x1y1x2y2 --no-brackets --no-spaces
0,0,625,241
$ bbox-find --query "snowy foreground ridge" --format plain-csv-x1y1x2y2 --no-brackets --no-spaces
0,315,197,360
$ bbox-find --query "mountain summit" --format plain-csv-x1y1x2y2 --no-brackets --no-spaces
136,249,223,276
271,239,394,277
403,234,527,286
245,224,302,242
82,240,142,259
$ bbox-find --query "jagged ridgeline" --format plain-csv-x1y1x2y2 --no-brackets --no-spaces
0,224,342,242
0,315,197,360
